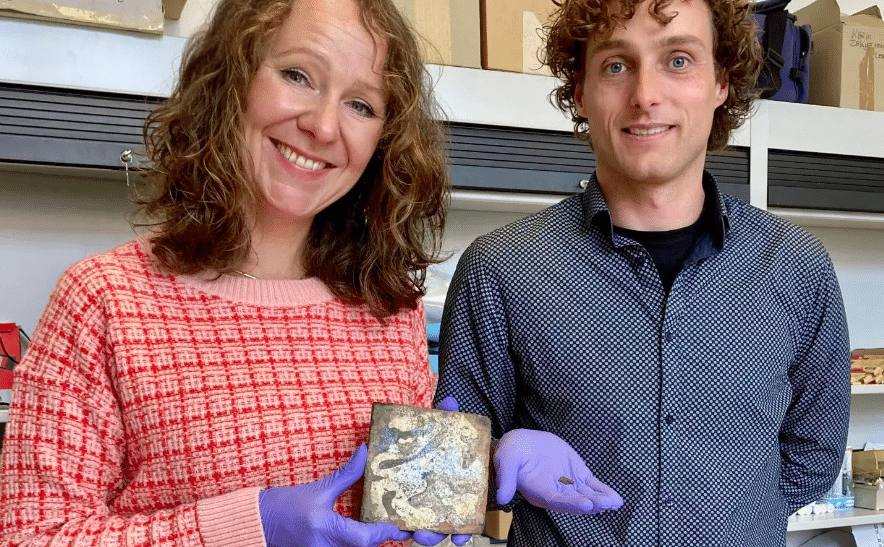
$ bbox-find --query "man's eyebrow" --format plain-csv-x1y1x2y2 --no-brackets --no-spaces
588,38,630,56
588,34,706,56
657,34,706,48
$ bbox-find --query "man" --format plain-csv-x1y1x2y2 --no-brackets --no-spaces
435,0,851,545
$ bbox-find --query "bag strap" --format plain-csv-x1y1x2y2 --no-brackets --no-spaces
760,10,793,98
754,0,791,15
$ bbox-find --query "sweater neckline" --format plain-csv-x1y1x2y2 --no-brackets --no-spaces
135,237,337,308
180,273,337,308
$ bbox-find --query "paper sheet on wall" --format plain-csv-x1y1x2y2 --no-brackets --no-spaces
854,524,884,547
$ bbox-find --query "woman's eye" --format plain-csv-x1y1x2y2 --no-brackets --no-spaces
349,100,376,118
281,68,309,86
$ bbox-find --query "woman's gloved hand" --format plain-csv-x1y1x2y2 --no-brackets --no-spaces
259,444,411,547
494,429,624,515
411,396,473,547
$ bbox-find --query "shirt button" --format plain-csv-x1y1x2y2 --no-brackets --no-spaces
664,331,674,343
664,495,675,507
664,414,676,425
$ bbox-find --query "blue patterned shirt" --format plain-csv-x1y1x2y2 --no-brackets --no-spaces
435,172,851,547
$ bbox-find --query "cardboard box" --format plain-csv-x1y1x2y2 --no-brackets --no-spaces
162,0,185,20
0,0,163,33
483,510,512,540
796,0,884,111
481,0,557,75
854,484,884,510
854,449,884,478
393,0,481,68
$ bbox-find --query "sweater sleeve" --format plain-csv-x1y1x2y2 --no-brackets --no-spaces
0,263,265,547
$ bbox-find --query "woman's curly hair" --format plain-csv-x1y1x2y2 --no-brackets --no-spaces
543,0,763,152
138,0,449,318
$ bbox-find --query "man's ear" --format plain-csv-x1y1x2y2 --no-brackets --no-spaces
574,77,586,118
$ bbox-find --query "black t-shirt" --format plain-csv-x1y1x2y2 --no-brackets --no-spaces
613,200,711,293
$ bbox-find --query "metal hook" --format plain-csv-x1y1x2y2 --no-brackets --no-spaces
121,149,133,187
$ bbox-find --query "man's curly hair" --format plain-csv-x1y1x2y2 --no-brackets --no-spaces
543,0,763,152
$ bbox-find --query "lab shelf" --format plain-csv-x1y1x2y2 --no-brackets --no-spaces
787,508,884,532
852,385,884,395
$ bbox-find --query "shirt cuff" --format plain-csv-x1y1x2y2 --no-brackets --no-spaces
197,486,266,547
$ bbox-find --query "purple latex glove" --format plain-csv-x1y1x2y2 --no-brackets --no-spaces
411,396,472,547
494,429,624,515
259,444,411,547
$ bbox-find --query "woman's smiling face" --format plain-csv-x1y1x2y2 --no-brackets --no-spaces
242,0,387,230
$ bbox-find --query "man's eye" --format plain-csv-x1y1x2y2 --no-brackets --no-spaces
606,62,626,75
670,56,689,69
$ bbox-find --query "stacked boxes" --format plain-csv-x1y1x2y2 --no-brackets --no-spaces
853,449,884,511
796,0,884,112
480,0,557,75
393,0,482,68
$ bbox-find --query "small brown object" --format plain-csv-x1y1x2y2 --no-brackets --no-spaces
361,402,491,534
558,476,575,485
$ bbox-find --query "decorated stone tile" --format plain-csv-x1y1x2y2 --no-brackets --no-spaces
361,402,491,534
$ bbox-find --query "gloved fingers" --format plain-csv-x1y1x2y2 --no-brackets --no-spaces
578,477,624,509
328,514,411,547
435,396,459,412
411,530,447,546
317,444,368,504
411,531,472,546
493,456,519,506
525,489,596,515
450,534,473,546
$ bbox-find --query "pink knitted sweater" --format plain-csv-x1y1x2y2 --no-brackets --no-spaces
0,238,435,547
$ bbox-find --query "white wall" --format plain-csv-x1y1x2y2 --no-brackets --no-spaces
0,167,137,331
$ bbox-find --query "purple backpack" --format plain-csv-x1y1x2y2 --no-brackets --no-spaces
753,0,812,103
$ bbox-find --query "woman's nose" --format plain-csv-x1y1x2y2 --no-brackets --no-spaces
298,95,340,143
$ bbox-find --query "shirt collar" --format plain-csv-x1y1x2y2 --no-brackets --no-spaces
581,170,730,248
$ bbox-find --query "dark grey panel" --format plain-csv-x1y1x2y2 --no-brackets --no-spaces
447,122,750,200
768,149,884,213
0,83,161,169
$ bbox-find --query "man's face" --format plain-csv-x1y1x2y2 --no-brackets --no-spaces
575,0,728,189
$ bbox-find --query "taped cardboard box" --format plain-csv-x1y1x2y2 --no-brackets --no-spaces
854,484,884,511
393,0,481,68
796,0,884,112
853,449,884,479
483,510,512,540
481,0,557,75
0,0,163,33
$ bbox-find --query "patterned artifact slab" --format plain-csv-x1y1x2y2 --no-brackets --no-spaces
360,402,491,533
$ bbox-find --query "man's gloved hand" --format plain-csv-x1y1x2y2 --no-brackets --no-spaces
494,429,624,515
260,444,411,547
411,396,472,547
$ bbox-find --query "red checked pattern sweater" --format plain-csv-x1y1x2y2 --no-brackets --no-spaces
0,238,435,547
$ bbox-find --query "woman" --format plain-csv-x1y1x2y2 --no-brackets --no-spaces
0,0,469,545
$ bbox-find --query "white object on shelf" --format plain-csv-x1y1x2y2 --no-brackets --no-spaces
451,190,567,214
771,208,884,231
787,508,884,532
852,384,884,395
0,407,8,424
